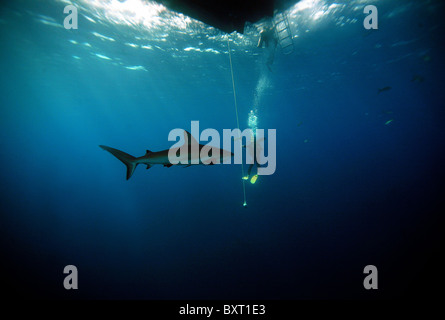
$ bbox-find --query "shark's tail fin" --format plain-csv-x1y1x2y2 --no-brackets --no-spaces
99,145,138,180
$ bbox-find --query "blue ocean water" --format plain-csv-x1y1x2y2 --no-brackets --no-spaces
0,0,444,299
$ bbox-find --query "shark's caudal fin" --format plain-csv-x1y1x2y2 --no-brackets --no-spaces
99,145,139,180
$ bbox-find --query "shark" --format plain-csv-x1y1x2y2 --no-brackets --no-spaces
100,130,234,180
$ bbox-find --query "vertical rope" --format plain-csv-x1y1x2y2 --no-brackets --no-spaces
227,36,247,207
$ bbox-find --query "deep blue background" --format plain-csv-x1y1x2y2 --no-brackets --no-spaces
0,0,444,299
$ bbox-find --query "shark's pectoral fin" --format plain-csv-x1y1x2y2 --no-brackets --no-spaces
164,164,173,168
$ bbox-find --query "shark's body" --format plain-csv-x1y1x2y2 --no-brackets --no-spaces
100,130,233,180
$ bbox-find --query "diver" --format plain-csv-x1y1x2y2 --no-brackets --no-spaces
257,21,278,72
242,110,263,184
242,132,266,185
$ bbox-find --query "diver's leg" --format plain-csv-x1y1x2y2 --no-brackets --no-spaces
243,164,254,180
250,162,259,184
248,163,254,176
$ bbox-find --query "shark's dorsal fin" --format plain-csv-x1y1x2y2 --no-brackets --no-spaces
183,130,199,147
145,150,152,155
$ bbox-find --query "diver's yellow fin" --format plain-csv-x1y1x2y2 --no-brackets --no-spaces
242,175,249,180
250,174,258,184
